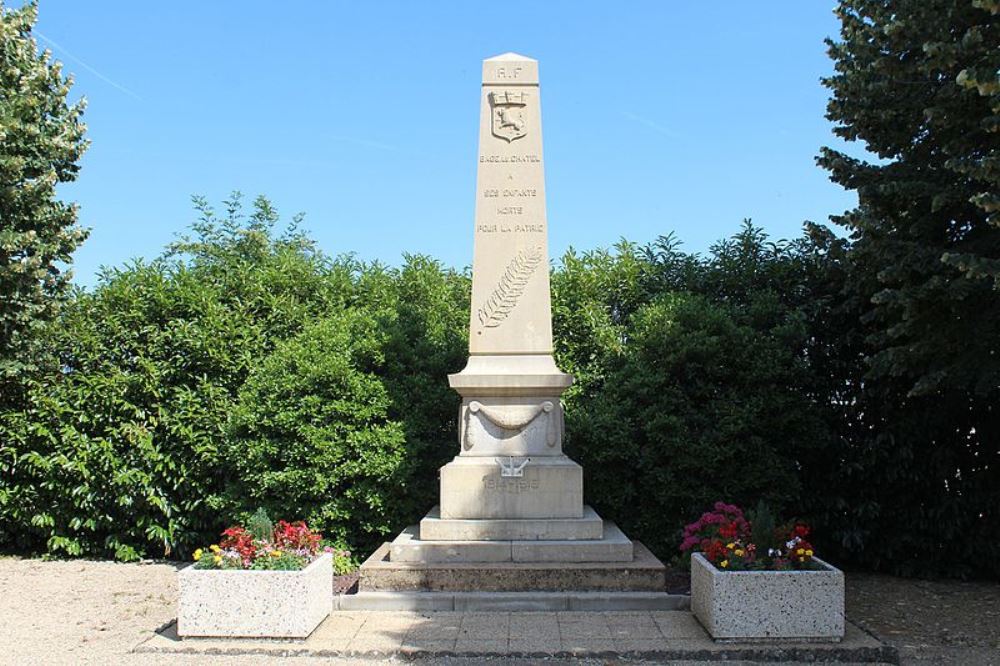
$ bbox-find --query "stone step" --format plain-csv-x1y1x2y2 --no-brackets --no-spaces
335,590,690,612
390,521,633,564
359,541,666,592
420,505,604,541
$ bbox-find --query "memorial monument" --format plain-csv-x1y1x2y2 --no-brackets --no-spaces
355,54,670,608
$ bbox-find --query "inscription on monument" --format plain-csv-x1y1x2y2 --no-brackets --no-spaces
483,476,540,493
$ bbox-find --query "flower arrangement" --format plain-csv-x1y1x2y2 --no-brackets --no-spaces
680,501,818,571
193,508,341,571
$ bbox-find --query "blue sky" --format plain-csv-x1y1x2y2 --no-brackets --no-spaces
27,1,859,287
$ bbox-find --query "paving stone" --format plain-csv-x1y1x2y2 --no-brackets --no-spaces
401,636,457,651
607,638,672,652
652,610,710,638
509,612,560,638
508,638,559,654
308,614,366,641
454,638,509,652
607,614,663,639
561,638,621,654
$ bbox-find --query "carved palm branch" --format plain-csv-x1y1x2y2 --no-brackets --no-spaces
476,246,543,328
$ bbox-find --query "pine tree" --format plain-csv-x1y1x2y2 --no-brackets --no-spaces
820,0,999,396
814,0,1000,576
0,1,89,404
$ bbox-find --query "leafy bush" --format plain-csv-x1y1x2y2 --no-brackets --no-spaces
223,312,407,556
565,291,823,557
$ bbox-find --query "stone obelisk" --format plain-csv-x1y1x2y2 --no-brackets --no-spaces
358,56,667,599
441,53,580,522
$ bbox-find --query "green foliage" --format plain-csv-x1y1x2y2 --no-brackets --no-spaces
813,0,1000,577
248,552,308,570
748,501,779,557
0,193,471,561
556,223,835,559
247,508,273,543
224,311,407,555
0,1,89,406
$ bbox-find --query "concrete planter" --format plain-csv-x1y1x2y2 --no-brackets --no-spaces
177,552,332,638
691,552,844,641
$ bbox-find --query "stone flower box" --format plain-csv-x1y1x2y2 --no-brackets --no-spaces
177,552,332,638
691,552,844,641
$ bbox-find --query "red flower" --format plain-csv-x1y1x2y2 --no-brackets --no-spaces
702,538,729,565
792,523,810,539
273,520,322,554
220,526,256,564
718,521,739,540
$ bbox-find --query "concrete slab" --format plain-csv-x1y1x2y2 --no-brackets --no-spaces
420,504,604,541
134,611,898,663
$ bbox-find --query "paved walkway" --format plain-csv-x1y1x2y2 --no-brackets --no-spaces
136,610,893,662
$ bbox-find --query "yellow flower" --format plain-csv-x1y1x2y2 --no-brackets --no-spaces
213,555,222,565
726,543,735,550
193,548,203,561
798,556,805,563
734,549,745,557
210,544,221,553
270,550,282,558
805,549,814,557
796,548,805,556
720,560,729,568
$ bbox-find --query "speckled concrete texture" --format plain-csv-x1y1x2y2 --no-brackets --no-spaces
691,552,845,641
177,552,332,638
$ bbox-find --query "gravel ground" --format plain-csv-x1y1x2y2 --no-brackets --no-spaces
0,556,997,665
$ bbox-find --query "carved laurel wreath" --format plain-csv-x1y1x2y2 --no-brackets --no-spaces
476,246,543,329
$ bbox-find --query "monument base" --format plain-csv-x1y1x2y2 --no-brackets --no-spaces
391,519,633,563
439,455,583,519
358,540,666,592
420,505,603,541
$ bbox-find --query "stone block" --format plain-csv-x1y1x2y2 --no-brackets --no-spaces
358,541,666,592
439,455,582,519
511,522,633,562
177,552,332,638
690,553,845,641
390,526,512,563
420,505,603,541
336,591,454,611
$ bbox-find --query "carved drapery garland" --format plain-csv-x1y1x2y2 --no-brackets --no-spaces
463,400,557,450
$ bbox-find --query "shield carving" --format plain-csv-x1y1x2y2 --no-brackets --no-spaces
490,91,528,142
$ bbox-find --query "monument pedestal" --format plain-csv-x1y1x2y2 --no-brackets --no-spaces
439,455,583,519
352,53,671,611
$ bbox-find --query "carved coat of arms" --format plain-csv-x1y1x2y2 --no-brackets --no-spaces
490,91,528,142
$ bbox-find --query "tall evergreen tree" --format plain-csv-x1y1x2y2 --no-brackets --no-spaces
0,1,88,404
816,0,999,576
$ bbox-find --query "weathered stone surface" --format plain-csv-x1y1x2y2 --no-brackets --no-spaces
177,552,332,638
511,522,633,562
359,542,666,592
390,526,512,563
390,521,632,564
439,455,582,519
690,553,845,641
419,505,603,541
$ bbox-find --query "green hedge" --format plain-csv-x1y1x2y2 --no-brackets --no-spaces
1,198,997,579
